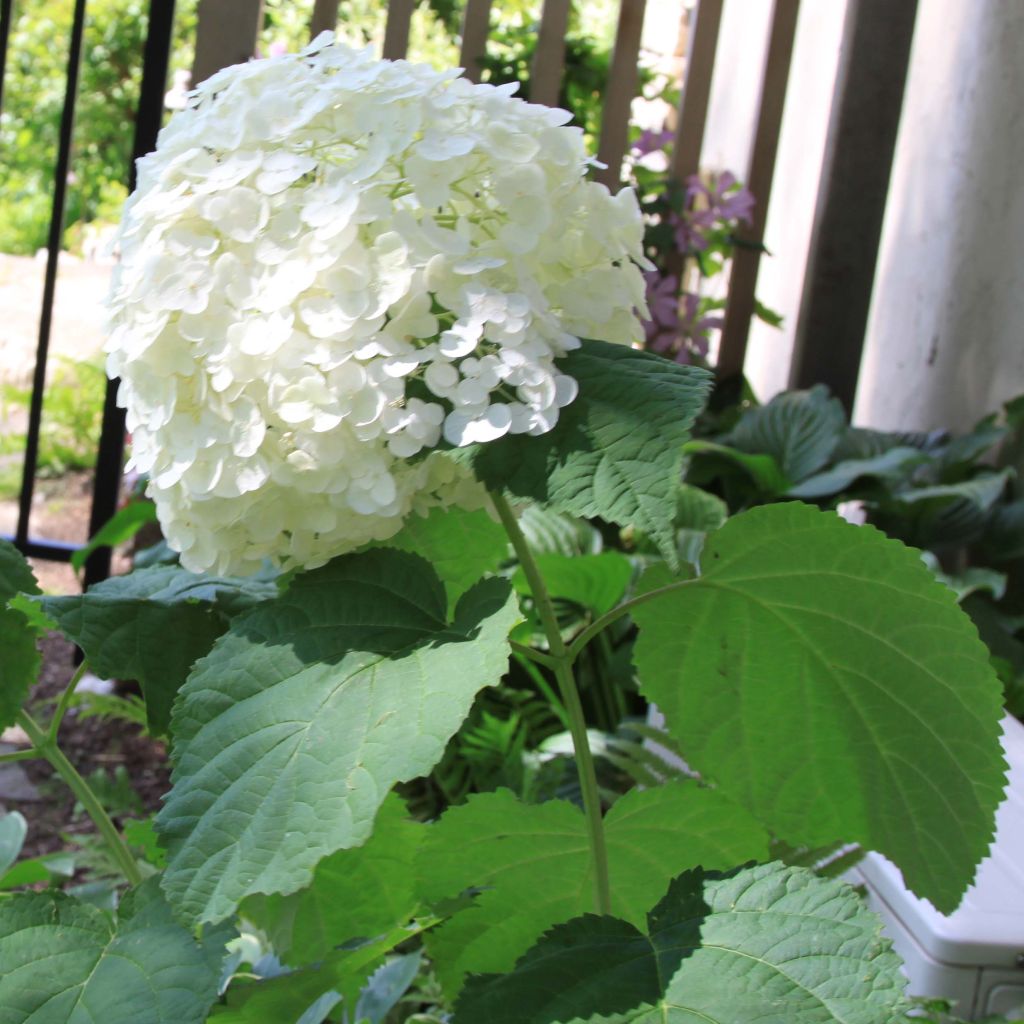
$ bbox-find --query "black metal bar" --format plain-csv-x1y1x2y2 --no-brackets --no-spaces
14,0,87,550
0,0,14,120
84,0,177,588
0,534,81,562
788,0,919,411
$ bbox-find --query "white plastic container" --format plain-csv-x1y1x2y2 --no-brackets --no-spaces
848,715,1024,1020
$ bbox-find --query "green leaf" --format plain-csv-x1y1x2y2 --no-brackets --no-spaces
786,446,925,499
0,812,27,875
417,782,769,995
638,863,906,1023
980,499,1024,560
895,469,1011,510
211,924,414,1024
834,426,945,461
0,605,39,730
383,504,507,602
245,793,424,964
0,877,228,1024
465,340,712,568
881,469,1014,548
632,502,1006,913
683,440,790,496
674,484,728,532
36,565,278,734
0,850,76,890
355,951,422,1024
158,549,519,926
517,506,604,557
921,552,1007,603
70,500,158,571
727,384,847,482
454,870,708,1024
0,540,39,605
0,544,41,728
514,552,633,616
467,862,906,1024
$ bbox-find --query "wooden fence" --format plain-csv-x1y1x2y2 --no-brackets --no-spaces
191,0,917,408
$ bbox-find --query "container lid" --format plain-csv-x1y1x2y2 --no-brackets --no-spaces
858,715,1024,967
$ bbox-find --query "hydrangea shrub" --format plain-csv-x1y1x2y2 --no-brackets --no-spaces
0,38,1008,1024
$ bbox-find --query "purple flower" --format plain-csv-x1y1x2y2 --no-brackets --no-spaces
632,128,673,158
643,271,681,350
687,171,755,226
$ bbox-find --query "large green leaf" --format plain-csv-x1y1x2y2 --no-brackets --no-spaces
458,863,907,1024
683,440,790,497
0,540,39,605
37,565,278,734
244,793,424,964
727,385,847,482
466,340,712,567
158,549,519,925
632,502,1006,913
0,542,41,728
416,782,769,995
513,552,633,616
786,446,924,499
383,504,508,603
0,877,227,1024
454,870,707,1024
0,606,39,730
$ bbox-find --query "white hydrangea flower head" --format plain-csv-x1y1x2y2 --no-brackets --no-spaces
106,34,650,575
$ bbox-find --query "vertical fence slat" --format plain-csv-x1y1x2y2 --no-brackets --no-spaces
716,0,800,379
460,0,492,83
15,0,87,550
85,0,178,588
529,0,571,107
382,0,415,61
0,0,14,121
192,0,263,86
669,0,723,187
788,0,919,411
310,0,339,39
594,0,647,191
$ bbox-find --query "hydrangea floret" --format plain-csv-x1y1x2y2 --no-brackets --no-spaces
106,34,650,574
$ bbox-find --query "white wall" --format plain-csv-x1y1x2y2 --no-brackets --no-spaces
854,0,1024,433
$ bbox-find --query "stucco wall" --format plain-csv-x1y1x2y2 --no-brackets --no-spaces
854,0,1024,432
701,0,1024,433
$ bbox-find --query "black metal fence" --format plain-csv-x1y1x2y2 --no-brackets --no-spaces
0,0,176,588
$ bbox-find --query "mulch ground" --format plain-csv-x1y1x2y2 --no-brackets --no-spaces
5,631,171,862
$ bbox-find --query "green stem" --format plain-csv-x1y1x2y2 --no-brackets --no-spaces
509,640,560,670
17,711,143,887
566,577,694,663
511,651,572,733
48,660,90,742
491,492,611,915
0,747,40,764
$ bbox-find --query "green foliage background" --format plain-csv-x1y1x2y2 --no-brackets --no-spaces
0,0,624,255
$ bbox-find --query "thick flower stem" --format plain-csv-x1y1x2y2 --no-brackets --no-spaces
491,492,612,915
17,711,143,887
